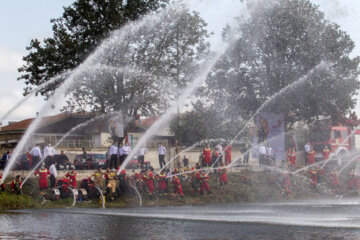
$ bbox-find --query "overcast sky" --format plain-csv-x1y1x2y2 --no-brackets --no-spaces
0,0,359,126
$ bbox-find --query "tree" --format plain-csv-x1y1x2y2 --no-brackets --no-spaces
204,0,360,126
18,0,210,118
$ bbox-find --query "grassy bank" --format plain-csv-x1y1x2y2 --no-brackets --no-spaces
0,169,330,210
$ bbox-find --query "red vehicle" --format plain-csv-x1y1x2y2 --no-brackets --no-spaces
310,124,360,161
74,153,107,170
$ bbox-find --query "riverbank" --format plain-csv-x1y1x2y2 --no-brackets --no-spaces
1,167,338,210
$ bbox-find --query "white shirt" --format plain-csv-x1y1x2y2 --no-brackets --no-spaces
49,164,57,178
118,147,124,156
30,146,42,158
138,147,148,156
44,146,56,157
216,144,223,154
122,145,131,155
266,146,273,155
259,145,267,154
304,143,311,153
109,145,118,155
158,145,166,155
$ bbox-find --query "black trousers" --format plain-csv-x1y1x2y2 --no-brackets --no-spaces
120,154,128,166
50,175,56,188
159,155,165,169
109,154,118,169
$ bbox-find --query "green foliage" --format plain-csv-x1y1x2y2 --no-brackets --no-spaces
204,0,360,126
0,193,36,210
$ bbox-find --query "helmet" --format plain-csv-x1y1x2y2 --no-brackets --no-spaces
111,168,116,172
70,165,75,170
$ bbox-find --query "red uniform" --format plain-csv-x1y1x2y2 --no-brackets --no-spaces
218,167,228,185
65,170,77,188
347,170,359,190
287,149,296,166
0,174,5,191
172,176,184,197
322,148,330,161
200,172,211,195
329,170,339,188
157,172,167,195
224,146,232,166
309,169,317,188
35,168,50,190
11,179,22,193
203,147,211,166
144,171,154,195
282,173,291,195
307,150,316,165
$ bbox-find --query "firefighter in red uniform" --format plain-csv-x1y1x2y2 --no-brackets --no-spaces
307,148,316,165
200,170,212,196
218,163,228,186
34,163,50,191
329,168,339,192
202,145,212,167
144,169,155,198
172,175,184,198
224,145,232,166
347,169,356,190
0,171,5,192
11,175,22,194
286,147,296,170
322,145,330,161
65,166,77,188
309,168,317,189
282,171,291,198
157,170,167,196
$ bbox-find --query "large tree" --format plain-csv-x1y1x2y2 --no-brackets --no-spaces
204,0,360,126
18,0,210,117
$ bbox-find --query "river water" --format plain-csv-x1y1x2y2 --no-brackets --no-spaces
2,198,360,239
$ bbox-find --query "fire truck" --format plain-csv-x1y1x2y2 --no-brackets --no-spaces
310,122,360,161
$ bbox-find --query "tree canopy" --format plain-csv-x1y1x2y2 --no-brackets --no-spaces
204,0,359,126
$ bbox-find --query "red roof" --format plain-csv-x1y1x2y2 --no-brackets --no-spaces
1,112,90,132
140,116,159,128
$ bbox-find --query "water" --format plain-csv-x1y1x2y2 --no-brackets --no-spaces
3,198,360,239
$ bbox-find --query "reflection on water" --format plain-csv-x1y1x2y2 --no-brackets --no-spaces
2,198,360,239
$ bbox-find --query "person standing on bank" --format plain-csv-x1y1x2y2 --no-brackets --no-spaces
121,142,131,166
49,160,57,188
304,142,311,165
137,146,148,169
158,143,167,169
109,142,118,169
30,144,42,168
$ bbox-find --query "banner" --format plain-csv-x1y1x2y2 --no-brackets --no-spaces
252,112,285,161
108,114,124,138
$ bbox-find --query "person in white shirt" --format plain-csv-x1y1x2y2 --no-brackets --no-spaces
49,160,57,188
44,144,56,168
304,142,311,165
216,144,223,164
117,142,124,167
258,144,267,166
108,142,118,169
266,144,274,166
137,146,148,169
30,144,42,167
158,144,167,169
121,143,131,165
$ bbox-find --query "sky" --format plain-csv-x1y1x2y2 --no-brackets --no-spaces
0,0,360,126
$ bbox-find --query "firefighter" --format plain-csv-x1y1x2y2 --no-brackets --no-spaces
202,145,212,167
322,145,330,161
118,169,128,194
286,147,296,170
143,169,155,198
172,175,184,198
307,147,316,165
282,171,291,198
200,170,212,196
347,169,356,190
11,175,22,194
34,163,50,191
90,168,104,190
218,163,228,187
0,171,5,192
309,168,317,189
106,169,118,200
191,168,201,197
329,168,339,191
104,168,110,187
224,145,232,166
157,170,167,196
65,166,77,189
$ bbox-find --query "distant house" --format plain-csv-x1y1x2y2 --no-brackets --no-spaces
0,112,175,152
